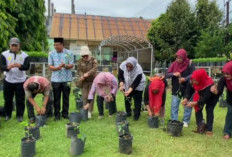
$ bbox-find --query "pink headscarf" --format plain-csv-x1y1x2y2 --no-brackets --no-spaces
222,61,232,92
168,49,190,73
94,72,115,98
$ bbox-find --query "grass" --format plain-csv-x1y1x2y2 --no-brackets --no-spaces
0,89,232,157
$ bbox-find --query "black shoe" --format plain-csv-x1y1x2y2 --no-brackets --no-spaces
17,116,23,122
134,117,139,121
126,113,131,117
5,116,11,121
54,116,61,121
62,115,69,119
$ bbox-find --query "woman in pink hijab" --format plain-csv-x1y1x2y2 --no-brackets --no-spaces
211,61,232,139
84,72,118,119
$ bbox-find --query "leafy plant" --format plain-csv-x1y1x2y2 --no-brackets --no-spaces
73,87,82,100
26,51,48,58
21,121,35,140
72,122,80,131
117,121,128,136
77,133,86,142
193,57,227,63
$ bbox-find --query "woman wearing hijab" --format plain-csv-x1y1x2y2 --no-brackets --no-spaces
84,72,117,118
165,49,195,127
211,61,232,139
183,69,219,135
76,46,98,118
143,74,167,124
118,57,146,121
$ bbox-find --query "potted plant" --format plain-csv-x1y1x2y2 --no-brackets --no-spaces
80,108,88,121
35,115,46,127
66,122,80,138
70,134,86,156
219,94,227,108
21,128,36,157
69,112,82,124
116,111,127,123
119,133,133,154
25,123,40,140
147,116,159,128
166,120,183,137
116,120,130,136
73,87,83,110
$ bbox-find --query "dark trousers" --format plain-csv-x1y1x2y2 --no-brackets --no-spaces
26,90,54,119
195,99,217,132
3,79,25,117
52,82,70,117
97,95,117,116
125,90,143,119
224,104,232,136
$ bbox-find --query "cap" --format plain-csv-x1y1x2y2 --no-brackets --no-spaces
54,38,64,43
9,37,20,45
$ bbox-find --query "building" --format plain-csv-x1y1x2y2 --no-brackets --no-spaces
49,13,153,74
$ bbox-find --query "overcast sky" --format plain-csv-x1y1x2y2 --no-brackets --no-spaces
45,0,225,19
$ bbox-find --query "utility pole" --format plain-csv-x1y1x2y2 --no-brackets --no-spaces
71,0,75,14
226,0,230,26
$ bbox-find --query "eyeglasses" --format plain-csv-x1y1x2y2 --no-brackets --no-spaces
82,55,88,58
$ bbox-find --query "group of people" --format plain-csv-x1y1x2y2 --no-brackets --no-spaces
0,37,232,140
144,49,232,139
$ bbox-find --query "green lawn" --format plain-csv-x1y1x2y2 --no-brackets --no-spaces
0,90,232,157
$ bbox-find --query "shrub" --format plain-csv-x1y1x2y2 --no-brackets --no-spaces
26,51,48,58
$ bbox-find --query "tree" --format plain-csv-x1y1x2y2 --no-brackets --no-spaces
10,0,48,51
0,0,17,52
223,24,232,59
147,14,174,61
194,28,224,57
147,0,197,62
195,0,223,31
194,0,223,57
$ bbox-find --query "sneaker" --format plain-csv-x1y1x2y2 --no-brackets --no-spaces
183,121,188,128
88,111,92,119
224,134,230,140
98,115,103,119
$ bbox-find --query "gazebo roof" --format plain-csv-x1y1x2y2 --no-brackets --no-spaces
100,35,152,52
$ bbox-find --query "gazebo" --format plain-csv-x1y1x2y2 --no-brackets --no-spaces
99,35,154,76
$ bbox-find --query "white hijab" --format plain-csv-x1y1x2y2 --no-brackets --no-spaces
120,57,145,91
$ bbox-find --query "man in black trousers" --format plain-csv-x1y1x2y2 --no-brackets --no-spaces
0,37,30,122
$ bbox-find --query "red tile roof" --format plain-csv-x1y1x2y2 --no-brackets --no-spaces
50,13,151,41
